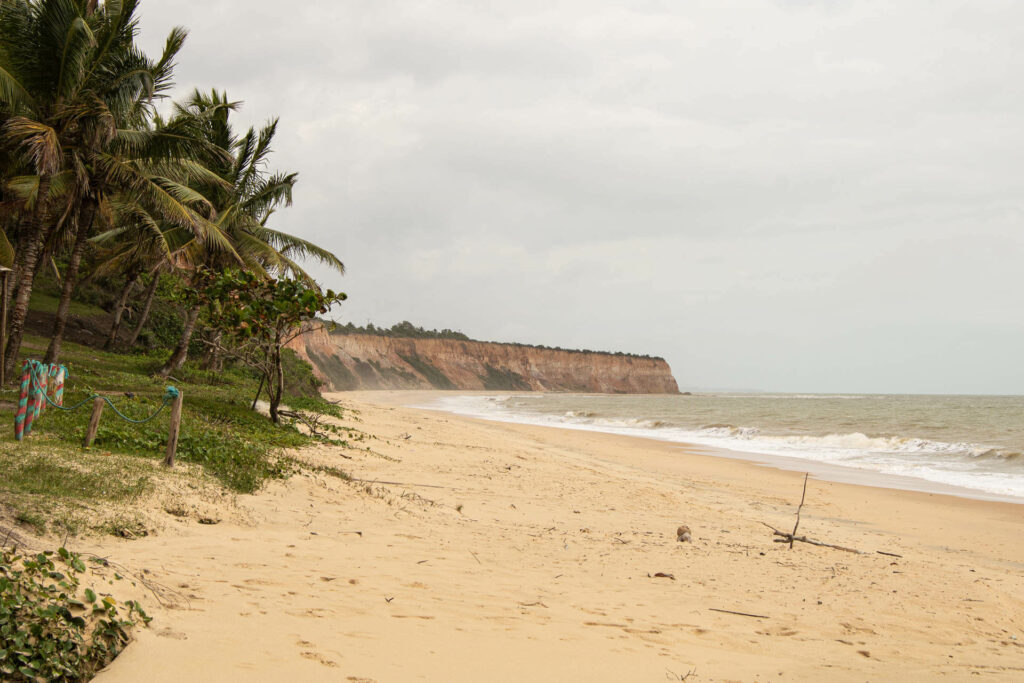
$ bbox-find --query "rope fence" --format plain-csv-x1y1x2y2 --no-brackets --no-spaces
14,359,184,465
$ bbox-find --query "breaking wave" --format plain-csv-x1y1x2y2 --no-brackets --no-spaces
421,394,1024,501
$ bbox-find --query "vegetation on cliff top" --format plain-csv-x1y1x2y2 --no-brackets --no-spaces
332,321,665,361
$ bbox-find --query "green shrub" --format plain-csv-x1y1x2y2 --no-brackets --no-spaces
35,391,305,495
0,546,150,681
281,348,321,399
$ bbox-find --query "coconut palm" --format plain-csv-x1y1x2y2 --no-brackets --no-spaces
41,108,232,363
0,0,227,374
157,90,344,377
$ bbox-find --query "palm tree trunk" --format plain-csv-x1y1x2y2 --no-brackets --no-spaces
4,176,51,380
126,272,159,348
158,304,200,377
103,270,139,350
44,204,96,364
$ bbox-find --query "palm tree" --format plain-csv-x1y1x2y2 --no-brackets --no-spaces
157,90,344,377
42,108,230,363
0,0,221,374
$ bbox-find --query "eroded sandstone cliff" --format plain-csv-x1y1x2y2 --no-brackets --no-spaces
287,327,679,394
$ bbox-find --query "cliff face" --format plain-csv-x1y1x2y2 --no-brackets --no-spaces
287,328,679,394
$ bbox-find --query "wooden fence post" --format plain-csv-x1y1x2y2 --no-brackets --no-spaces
163,391,183,467
83,397,105,447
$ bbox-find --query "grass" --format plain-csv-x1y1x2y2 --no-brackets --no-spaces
0,451,150,501
0,446,154,537
27,290,107,318
8,334,309,493
0,330,354,537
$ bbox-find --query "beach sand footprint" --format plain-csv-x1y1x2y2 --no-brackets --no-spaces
155,628,188,640
286,607,336,619
300,651,339,668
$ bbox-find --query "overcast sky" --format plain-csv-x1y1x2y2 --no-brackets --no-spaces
139,1,1024,394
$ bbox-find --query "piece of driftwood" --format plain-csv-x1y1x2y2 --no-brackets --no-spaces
709,607,770,619
788,473,809,549
759,522,863,554
760,474,865,554
277,409,347,448
666,667,698,681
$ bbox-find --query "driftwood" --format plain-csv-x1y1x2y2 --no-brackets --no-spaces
709,607,770,619
789,473,809,548
278,409,340,442
760,522,863,554
762,473,864,554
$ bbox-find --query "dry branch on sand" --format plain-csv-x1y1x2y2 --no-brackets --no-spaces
761,474,864,554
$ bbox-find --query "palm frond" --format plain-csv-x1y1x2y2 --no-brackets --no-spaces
252,225,345,274
4,116,61,174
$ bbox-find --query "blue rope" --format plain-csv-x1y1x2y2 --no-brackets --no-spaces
27,361,178,425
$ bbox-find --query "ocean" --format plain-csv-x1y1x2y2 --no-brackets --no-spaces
421,392,1024,503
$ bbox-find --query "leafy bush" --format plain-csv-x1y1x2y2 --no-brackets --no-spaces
0,547,150,681
281,348,321,399
335,320,470,341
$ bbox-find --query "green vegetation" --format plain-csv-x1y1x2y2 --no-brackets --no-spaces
349,356,418,387
335,321,470,341
27,292,106,319
0,2,359,676
184,268,345,422
367,359,418,385
480,364,531,391
308,349,360,391
0,329,360,542
338,320,663,360
397,352,456,389
0,546,150,681
0,0,345,380
10,333,314,495
0,0,354,500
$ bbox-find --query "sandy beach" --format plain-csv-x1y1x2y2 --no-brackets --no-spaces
90,390,1024,682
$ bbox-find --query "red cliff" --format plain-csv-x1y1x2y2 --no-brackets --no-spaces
287,328,679,394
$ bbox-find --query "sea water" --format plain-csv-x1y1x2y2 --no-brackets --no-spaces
421,393,1024,503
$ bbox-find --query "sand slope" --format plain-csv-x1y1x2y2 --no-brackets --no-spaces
92,391,1024,682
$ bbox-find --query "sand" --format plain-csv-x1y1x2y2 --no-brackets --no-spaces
91,390,1024,682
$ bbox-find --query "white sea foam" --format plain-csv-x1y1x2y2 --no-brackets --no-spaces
419,395,1024,501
